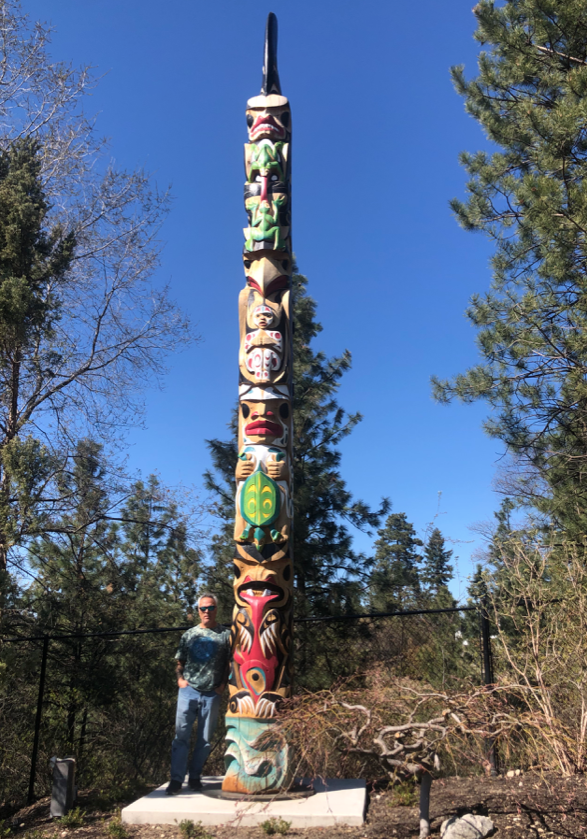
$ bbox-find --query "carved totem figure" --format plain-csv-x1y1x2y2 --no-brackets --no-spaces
222,13,294,795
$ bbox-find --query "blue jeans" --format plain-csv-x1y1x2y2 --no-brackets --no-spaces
170,686,221,782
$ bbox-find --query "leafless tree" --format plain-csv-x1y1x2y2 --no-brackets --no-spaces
280,680,521,839
0,2,196,571
333,690,517,838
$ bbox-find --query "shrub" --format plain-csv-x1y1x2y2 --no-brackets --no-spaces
261,818,291,836
177,821,212,839
107,820,128,839
388,780,418,807
59,808,85,829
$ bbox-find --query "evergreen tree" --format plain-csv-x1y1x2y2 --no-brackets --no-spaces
25,440,121,753
0,7,194,579
26,440,117,632
368,512,423,612
291,274,388,614
422,527,455,606
25,452,201,637
432,0,587,538
116,475,201,619
20,441,203,779
0,139,74,573
204,273,388,617
462,500,515,641
203,425,241,620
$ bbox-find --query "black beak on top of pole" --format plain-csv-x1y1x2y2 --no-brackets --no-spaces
261,12,281,96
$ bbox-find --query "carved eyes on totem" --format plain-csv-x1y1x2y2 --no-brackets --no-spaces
253,305,275,327
254,174,279,183
246,111,290,128
245,108,290,139
241,257,290,273
241,402,288,419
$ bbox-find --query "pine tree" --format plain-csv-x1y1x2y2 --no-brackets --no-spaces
368,512,423,612
462,500,515,641
25,439,121,753
422,527,455,607
116,475,201,619
0,139,74,573
21,442,203,779
432,0,587,538
291,274,388,614
204,273,389,617
487,498,515,566
203,425,241,620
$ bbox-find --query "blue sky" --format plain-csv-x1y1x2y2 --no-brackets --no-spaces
23,0,503,599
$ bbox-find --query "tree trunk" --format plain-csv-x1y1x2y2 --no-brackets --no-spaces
77,707,88,784
66,698,76,755
0,347,21,573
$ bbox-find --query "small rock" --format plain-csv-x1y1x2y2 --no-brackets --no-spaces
440,813,494,839
506,770,515,778
514,769,521,776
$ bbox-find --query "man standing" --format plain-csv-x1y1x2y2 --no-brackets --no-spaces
167,593,231,794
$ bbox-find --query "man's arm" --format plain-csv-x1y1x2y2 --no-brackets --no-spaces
176,659,189,688
215,662,230,694
215,630,232,694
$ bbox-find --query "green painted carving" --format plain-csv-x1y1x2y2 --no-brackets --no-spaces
242,468,280,527
247,141,285,182
224,717,290,794
239,466,284,548
244,194,288,251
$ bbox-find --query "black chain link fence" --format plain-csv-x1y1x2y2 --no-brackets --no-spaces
296,606,485,691
0,605,490,811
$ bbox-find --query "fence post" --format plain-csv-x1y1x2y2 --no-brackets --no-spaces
480,599,494,687
28,634,49,804
480,600,497,775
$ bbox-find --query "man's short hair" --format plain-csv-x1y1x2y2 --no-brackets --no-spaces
198,593,218,608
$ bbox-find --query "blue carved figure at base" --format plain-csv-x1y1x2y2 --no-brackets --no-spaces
223,717,291,794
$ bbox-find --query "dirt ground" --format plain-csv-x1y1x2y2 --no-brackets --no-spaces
7,773,587,839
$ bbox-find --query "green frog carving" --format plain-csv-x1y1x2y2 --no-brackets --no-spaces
247,140,286,182
244,194,288,251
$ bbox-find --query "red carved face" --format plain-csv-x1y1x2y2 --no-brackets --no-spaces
246,105,291,142
240,398,289,445
233,550,292,611
233,591,280,698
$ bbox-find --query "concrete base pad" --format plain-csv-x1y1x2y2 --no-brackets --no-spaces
121,776,366,828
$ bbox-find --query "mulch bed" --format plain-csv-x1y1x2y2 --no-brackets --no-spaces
7,773,587,838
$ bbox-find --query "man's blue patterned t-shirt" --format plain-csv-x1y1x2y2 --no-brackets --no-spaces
175,625,231,692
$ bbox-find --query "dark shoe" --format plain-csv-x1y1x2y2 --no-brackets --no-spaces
188,777,202,791
166,780,183,795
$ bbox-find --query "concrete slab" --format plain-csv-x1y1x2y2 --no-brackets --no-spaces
121,776,366,828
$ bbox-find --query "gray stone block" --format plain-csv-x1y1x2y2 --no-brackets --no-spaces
50,757,76,818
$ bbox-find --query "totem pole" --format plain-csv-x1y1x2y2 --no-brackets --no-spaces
222,13,294,795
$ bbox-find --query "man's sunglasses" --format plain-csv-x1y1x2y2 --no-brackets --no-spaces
199,605,216,612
